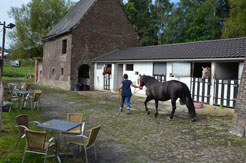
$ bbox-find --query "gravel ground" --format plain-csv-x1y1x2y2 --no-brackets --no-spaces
37,89,246,163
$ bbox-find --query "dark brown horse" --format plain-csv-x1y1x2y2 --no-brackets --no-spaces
139,75,196,122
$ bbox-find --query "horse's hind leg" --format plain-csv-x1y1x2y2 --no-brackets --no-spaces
155,100,159,117
169,98,177,120
144,96,152,115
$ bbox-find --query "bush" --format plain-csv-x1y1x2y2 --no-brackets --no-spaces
21,59,34,67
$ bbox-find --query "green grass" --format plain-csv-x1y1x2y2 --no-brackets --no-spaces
0,108,56,163
3,65,34,78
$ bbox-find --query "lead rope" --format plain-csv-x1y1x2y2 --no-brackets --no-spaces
133,89,141,94
118,90,121,104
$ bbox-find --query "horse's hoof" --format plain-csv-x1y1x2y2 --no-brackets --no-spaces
167,117,172,121
190,118,196,122
154,114,158,117
146,111,150,115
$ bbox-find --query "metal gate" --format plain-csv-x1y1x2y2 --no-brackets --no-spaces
213,79,239,108
103,74,111,90
190,77,211,104
153,74,166,82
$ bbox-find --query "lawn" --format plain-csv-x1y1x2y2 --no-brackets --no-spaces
3,65,34,78
0,65,51,162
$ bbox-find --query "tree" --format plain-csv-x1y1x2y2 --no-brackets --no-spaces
222,0,246,38
8,0,74,59
155,0,174,44
164,0,229,43
124,0,159,46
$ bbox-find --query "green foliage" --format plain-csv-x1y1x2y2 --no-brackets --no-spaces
155,0,174,44
8,0,75,59
163,0,228,43
124,0,159,46
222,0,246,38
123,0,231,45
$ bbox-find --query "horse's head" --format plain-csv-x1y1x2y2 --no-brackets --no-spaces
202,67,211,79
139,75,145,90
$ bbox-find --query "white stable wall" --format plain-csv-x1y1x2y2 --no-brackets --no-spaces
166,62,191,90
94,62,193,97
94,63,105,90
239,62,244,79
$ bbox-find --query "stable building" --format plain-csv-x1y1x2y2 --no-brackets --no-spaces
36,0,139,90
93,37,246,108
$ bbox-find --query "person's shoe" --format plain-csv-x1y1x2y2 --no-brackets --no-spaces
120,108,123,112
126,109,130,114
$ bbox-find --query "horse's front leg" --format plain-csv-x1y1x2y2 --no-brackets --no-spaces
155,100,159,117
169,98,177,120
144,96,152,115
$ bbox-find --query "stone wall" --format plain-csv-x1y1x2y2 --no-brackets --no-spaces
41,34,72,89
71,0,139,90
230,58,246,137
34,58,43,83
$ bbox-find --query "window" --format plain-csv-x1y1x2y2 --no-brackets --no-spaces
126,64,133,71
153,63,166,75
52,68,55,75
62,39,67,54
172,63,191,77
61,68,64,75
97,63,103,69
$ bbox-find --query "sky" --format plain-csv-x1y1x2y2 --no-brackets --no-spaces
0,0,179,49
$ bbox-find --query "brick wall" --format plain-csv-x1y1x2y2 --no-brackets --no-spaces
230,58,246,137
41,34,72,89
71,0,139,90
41,0,139,90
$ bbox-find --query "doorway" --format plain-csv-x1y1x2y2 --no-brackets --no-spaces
78,64,90,89
117,64,123,87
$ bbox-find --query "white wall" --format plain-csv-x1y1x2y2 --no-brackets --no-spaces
94,63,104,90
125,63,153,96
166,63,191,90
94,62,153,96
94,61,242,108
238,62,244,79
94,62,192,96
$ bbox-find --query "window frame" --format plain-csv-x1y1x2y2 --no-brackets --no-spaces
62,39,67,54
125,64,134,71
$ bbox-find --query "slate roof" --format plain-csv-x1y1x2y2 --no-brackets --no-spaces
93,37,246,62
43,0,96,40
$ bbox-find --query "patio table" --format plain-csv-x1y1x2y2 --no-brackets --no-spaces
37,119,81,163
13,90,33,109
8,83,19,90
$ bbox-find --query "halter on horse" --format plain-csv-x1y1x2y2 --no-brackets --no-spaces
139,75,196,122
202,67,211,79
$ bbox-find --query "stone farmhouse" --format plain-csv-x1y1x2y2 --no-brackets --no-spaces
35,0,139,90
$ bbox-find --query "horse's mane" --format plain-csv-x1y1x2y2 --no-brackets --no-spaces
142,75,159,83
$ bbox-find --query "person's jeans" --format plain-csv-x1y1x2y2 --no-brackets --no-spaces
120,96,131,109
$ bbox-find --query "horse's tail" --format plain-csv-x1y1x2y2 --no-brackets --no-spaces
182,84,196,119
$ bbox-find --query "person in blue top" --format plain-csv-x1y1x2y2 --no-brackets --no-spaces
119,74,139,114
